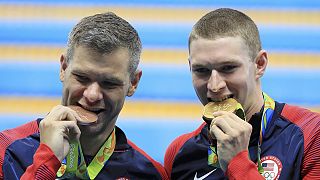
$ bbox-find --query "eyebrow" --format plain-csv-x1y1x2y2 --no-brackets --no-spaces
72,70,125,85
71,70,88,76
192,58,241,67
102,76,124,85
191,64,208,69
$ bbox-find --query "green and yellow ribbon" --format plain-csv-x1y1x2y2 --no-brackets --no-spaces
57,128,116,179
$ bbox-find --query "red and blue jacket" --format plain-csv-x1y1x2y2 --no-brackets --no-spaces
164,102,320,179
0,118,168,180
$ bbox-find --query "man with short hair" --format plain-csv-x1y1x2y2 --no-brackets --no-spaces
164,8,320,179
0,12,168,179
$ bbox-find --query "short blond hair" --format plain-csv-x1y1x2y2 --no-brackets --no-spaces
189,8,261,60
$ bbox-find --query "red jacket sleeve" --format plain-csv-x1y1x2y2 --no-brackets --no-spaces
299,118,320,179
301,133,320,180
227,150,264,180
21,143,61,180
0,120,39,179
281,105,320,179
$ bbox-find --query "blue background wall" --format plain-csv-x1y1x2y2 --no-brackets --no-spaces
0,0,319,163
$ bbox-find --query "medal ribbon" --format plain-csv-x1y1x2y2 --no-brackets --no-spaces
208,92,275,175
57,128,116,179
257,92,275,174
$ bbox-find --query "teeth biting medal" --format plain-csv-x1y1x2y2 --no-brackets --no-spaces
69,105,98,125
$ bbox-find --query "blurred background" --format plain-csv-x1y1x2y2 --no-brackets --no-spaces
0,0,319,164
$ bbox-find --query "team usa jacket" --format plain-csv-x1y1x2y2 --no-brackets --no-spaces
0,119,168,180
164,102,320,179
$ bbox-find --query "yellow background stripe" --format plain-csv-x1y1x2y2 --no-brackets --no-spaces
0,97,202,119
0,5,319,25
0,45,319,67
0,97,319,119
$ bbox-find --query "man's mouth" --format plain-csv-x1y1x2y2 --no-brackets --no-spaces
208,94,234,102
77,104,104,115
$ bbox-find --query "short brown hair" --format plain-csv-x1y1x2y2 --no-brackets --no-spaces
189,8,261,60
66,12,142,79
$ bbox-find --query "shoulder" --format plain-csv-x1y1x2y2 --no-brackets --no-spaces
165,122,206,157
164,123,206,177
280,104,320,138
280,104,320,178
0,119,40,157
281,103,320,125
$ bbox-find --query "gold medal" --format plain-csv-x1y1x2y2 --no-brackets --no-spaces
202,98,245,123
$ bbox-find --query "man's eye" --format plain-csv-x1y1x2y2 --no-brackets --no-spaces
75,74,90,83
101,81,119,89
193,68,210,74
221,65,237,73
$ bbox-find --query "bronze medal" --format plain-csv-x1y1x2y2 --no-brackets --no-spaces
69,106,98,125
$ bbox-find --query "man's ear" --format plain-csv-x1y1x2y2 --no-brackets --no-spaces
255,50,268,79
127,69,142,97
59,54,68,82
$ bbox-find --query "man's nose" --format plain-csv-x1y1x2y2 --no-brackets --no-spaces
83,82,103,103
207,70,226,93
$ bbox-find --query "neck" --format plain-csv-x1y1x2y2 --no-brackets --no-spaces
79,126,114,156
245,91,264,122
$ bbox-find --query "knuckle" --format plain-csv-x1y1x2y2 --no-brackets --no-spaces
52,104,63,111
243,124,253,134
214,118,222,125
39,120,53,129
57,105,69,112
71,121,77,126
39,121,45,128
232,131,241,138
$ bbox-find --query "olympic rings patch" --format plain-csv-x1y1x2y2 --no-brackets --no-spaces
260,156,282,180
